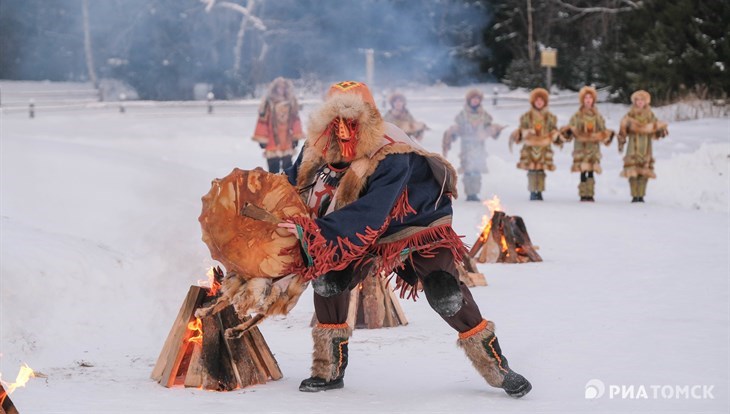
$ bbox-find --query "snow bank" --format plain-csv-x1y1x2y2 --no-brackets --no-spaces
653,143,730,213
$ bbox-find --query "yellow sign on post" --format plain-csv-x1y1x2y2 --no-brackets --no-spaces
540,48,557,68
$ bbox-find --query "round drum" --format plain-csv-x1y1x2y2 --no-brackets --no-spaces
199,168,309,278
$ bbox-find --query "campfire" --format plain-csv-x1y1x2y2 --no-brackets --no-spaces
1,363,43,414
469,196,542,264
151,267,282,391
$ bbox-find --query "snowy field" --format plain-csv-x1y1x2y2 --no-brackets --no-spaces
1,84,728,413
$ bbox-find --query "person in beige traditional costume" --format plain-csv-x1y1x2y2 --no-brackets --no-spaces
252,77,304,173
560,86,615,202
510,88,563,201
383,92,428,141
617,90,669,202
443,89,505,201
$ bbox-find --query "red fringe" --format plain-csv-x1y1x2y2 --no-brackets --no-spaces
372,225,466,301
282,215,390,281
282,216,466,303
390,187,417,222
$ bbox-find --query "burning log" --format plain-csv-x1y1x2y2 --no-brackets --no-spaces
470,197,542,264
0,363,41,414
151,267,282,390
470,211,542,263
1,384,19,414
312,274,408,329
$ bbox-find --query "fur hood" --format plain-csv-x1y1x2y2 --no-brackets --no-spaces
389,92,407,107
530,88,550,107
465,88,484,102
297,85,458,206
630,90,651,106
579,86,597,108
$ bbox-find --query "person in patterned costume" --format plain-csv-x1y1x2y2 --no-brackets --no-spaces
442,89,505,201
279,81,531,398
617,90,669,202
560,86,615,202
510,88,564,201
251,77,304,173
383,92,427,141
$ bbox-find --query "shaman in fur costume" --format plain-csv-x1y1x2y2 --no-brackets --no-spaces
617,90,669,202
560,86,615,201
281,81,531,398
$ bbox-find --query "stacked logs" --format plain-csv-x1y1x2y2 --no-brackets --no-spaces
469,211,542,264
151,268,282,390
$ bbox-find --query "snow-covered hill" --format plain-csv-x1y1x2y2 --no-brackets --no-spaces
1,86,728,413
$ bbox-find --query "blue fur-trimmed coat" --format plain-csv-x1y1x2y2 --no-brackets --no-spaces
283,111,465,282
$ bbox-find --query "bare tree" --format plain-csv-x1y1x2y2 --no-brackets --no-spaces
82,0,98,90
552,0,642,20
527,0,535,66
200,0,267,75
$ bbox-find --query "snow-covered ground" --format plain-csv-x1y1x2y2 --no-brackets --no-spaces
1,85,728,413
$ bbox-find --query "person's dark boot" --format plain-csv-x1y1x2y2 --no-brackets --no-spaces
466,194,481,202
631,197,639,203
636,197,645,203
536,192,543,201
458,320,532,398
529,192,539,201
299,323,350,392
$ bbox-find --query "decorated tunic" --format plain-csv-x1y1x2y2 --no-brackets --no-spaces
383,108,427,141
252,80,304,159
444,105,501,174
564,108,613,173
512,108,561,171
617,107,668,178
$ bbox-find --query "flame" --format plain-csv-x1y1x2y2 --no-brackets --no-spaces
187,317,203,344
500,236,509,252
197,267,221,297
0,363,36,404
477,195,504,240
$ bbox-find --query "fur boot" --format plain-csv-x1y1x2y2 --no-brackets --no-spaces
629,177,639,198
457,320,532,398
299,323,352,392
536,170,546,192
527,170,539,193
637,176,648,198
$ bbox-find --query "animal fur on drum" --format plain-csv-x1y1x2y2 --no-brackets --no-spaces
195,272,309,338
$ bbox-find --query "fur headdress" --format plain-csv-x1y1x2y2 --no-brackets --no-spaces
530,88,550,107
579,86,597,107
630,90,651,106
465,88,484,102
389,92,407,107
305,81,384,164
267,77,295,101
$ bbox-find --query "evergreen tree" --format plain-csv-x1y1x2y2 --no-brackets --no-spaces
603,0,730,103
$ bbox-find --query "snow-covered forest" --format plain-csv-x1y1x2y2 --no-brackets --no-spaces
1,0,728,102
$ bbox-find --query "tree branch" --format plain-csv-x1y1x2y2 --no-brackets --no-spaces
200,0,266,30
553,0,641,16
